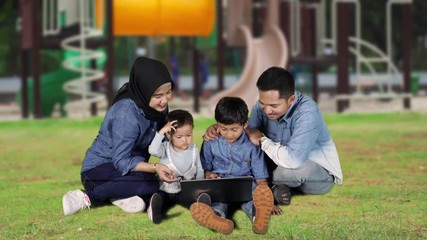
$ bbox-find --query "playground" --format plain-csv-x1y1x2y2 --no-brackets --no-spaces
0,0,426,239
1,0,424,118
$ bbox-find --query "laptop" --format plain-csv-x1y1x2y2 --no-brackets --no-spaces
179,176,253,204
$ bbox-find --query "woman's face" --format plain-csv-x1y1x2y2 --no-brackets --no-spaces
149,83,173,112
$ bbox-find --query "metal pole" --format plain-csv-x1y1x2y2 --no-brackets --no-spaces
192,40,200,113
402,3,411,109
216,0,224,91
21,50,29,118
106,0,114,106
336,2,350,112
33,0,42,118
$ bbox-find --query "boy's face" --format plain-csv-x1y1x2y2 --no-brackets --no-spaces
168,123,193,152
216,121,248,144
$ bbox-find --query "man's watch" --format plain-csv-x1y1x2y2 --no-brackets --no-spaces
259,136,268,146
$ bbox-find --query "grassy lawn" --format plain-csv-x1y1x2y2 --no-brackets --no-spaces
0,113,426,239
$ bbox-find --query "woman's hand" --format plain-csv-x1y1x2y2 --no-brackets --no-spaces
203,124,220,141
154,163,176,183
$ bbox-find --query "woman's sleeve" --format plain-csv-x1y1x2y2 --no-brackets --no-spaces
110,116,145,175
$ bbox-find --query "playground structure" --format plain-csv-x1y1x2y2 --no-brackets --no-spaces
208,0,288,111
19,0,214,118
18,0,413,118
209,0,412,113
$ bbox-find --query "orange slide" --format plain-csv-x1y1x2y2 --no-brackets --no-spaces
208,0,288,112
112,0,215,36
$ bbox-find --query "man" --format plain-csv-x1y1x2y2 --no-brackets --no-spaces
204,67,343,207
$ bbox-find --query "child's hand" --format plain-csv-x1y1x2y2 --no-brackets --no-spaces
205,171,220,179
159,120,178,135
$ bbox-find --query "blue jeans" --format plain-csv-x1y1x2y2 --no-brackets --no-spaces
211,201,254,220
272,160,334,194
81,162,159,204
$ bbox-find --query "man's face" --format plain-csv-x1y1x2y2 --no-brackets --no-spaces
258,90,295,120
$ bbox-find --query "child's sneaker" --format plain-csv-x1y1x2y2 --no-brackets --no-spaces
62,190,91,216
190,202,234,235
252,184,274,234
196,193,211,206
110,196,146,213
147,193,163,224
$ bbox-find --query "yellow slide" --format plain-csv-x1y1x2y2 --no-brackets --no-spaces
112,0,215,36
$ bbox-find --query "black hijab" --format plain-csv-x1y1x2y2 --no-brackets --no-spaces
113,57,174,121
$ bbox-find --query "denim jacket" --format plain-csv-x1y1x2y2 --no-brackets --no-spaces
81,99,164,175
249,91,343,184
200,131,269,180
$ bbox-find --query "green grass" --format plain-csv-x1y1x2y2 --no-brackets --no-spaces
0,113,426,239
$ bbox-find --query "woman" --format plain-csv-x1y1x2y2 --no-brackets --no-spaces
62,57,177,216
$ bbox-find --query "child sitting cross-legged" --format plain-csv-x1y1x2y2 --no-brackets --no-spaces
190,97,274,235
147,109,208,224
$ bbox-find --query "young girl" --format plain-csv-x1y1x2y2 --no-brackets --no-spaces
147,109,206,223
62,57,176,215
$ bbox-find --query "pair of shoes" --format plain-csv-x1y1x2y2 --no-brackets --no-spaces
110,196,146,213
190,202,234,235
272,184,291,205
62,190,91,216
252,184,274,234
147,193,163,224
197,193,211,205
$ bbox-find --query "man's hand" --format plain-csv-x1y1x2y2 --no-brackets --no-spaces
155,163,176,183
203,124,220,141
245,128,264,146
272,205,283,215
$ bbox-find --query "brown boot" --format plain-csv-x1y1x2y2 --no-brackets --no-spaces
190,202,234,235
252,184,274,234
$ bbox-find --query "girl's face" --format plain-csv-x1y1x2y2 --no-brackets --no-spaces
168,124,193,152
149,83,173,112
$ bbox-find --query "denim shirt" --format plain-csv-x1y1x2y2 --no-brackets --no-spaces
200,131,269,180
248,91,343,184
81,99,163,176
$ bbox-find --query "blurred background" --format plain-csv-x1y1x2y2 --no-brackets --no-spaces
0,0,426,120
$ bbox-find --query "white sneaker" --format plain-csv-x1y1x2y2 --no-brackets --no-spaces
62,190,91,216
110,196,146,213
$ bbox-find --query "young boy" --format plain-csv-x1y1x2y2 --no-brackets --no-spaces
190,97,274,235
147,109,206,224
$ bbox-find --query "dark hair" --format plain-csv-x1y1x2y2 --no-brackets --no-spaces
256,66,295,100
215,97,248,125
166,109,194,130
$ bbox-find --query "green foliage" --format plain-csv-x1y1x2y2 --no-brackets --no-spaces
0,113,426,239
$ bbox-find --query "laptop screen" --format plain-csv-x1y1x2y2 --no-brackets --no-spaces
179,176,253,204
